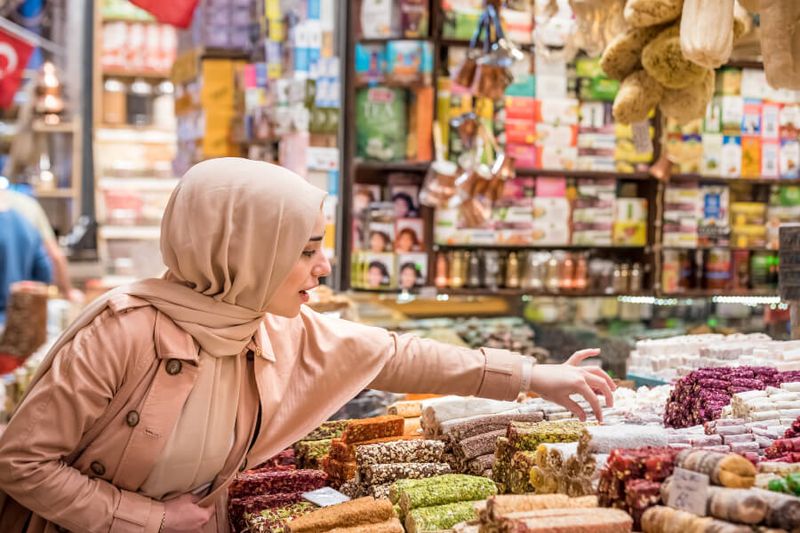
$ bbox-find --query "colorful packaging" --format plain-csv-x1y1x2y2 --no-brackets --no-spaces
721,136,742,177
356,87,408,161
741,136,762,178
763,141,780,178
780,139,800,179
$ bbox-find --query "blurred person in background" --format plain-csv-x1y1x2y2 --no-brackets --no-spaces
0,189,53,325
2,186,79,301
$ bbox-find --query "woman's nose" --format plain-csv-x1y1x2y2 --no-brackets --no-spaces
314,254,332,278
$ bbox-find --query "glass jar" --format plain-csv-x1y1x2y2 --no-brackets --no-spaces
126,78,153,126
153,80,175,129
102,78,127,125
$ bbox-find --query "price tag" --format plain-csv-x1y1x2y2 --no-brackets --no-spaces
667,468,709,516
632,121,653,154
302,487,351,507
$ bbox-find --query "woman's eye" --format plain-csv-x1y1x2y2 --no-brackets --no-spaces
302,250,316,258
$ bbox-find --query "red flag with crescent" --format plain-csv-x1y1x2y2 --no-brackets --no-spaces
128,0,199,29
0,27,34,109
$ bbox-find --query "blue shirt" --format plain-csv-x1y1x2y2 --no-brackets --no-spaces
0,209,53,324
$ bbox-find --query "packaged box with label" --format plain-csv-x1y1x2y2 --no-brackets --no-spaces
506,117,537,145
721,96,745,135
780,139,800,179
538,98,580,125
702,134,724,175
762,103,780,139
741,136,762,178
538,146,578,170
716,68,742,96
762,140,780,177
532,197,570,245
742,99,762,135
505,96,539,120
536,124,578,147
721,136,742,177
506,143,537,169
704,97,722,133
741,68,767,99
781,104,800,138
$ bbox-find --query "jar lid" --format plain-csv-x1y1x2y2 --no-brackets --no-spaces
104,78,126,92
129,79,153,95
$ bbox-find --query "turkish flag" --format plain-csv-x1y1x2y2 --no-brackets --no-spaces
0,27,34,109
129,0,199,29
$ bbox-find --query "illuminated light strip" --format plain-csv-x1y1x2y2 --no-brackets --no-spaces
711,295,782,306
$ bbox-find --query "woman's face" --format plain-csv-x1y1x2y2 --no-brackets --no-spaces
370,232,387,252
399,266,417,289
395,198,410,218
367,266,384,287
396,231,414,252
267,210,331,317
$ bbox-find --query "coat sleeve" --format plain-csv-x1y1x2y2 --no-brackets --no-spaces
300,307,527,401
0,308,165,533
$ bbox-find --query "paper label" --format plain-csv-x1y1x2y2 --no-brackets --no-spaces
632,121,652,154
302,487,351,507
667,468,709,516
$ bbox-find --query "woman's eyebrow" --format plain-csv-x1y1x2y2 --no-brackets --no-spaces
308,235,324,242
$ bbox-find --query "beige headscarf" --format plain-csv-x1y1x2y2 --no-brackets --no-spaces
17,158,327,405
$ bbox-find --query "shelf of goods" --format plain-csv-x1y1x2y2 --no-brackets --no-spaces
234,0,342,263
340,0,798,307
224,331,800,533
93,0,180,283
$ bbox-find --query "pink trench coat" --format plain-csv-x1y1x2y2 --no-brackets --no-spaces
0,294,525,533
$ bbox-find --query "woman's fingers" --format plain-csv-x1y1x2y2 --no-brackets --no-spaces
557,395,588,422
576,382,604,423
565,348,601,366
586,373,614,410
585,366,616,391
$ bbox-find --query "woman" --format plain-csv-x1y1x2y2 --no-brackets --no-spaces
398,261,421,290
366,260,391,288
394,227,420,253
0,159,614,533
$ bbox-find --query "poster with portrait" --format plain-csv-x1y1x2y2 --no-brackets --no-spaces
363,252,396,289
396,253,427,290
395,218,424,252
390,184,421,218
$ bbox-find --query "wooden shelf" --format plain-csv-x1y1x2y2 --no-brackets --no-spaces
34,188,75,199
358,36,433,44
102,68,171,79
102,16,158,24
355,160,431,172
659,289,779,298
669,173,796,186
435,243,648,251
517,169,653,180
441,288,652,298
662,245,777,252
440,38,535,51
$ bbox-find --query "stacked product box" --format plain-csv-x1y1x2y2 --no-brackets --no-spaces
663,183,701,248
572,179,615,246
532,178,571,246
177,0,255,53
667,67,800,179
536,98,580,171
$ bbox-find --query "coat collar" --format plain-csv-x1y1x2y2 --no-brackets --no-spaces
246,321,276,362
153,312,200,362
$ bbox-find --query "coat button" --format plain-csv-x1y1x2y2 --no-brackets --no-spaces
90,461,106,477
165,359,182,375
246,350,254,362
125,410,140,427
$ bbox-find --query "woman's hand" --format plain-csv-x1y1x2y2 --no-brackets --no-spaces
162,494,214,533
527,348,616,423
